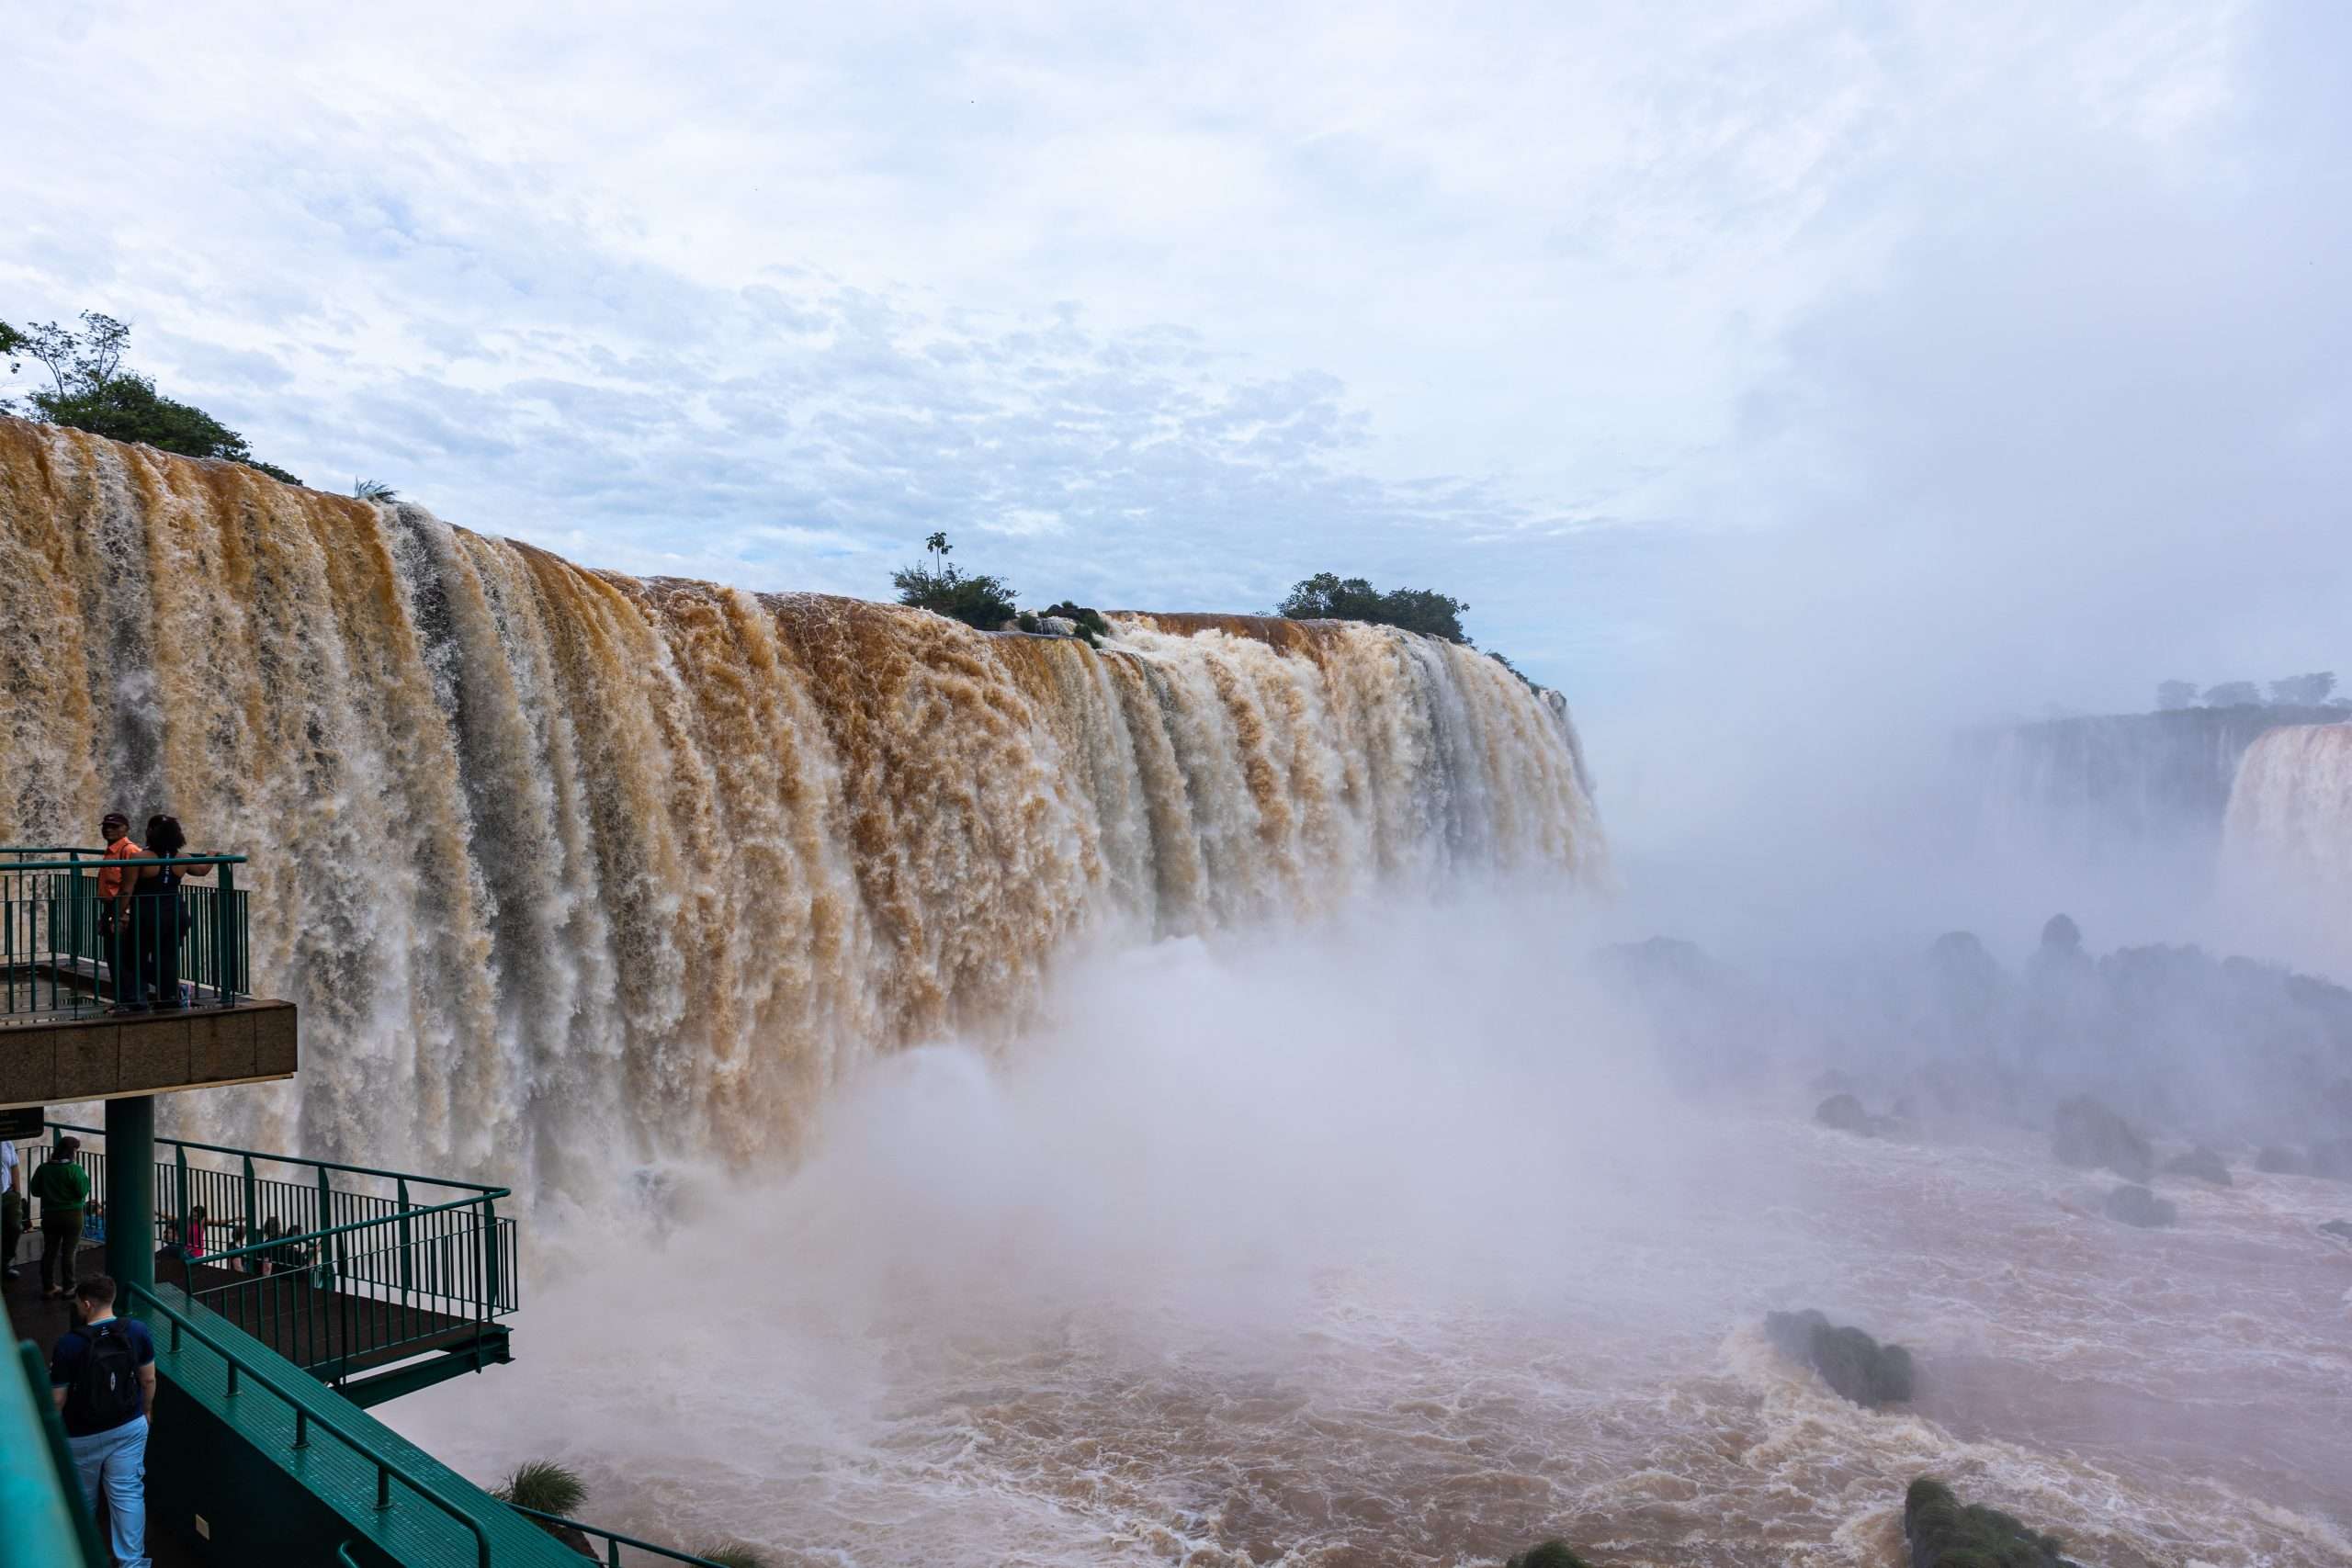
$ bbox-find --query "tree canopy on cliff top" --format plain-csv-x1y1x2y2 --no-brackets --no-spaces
1,310,300,485
1276,572,1473,644
893,531,1021,631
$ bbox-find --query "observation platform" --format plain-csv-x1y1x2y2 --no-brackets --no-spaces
5,843,752,1567
3,846,298,1105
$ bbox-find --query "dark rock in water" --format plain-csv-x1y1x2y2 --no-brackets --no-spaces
1504,1543,1593,1568
2310,1139,2352,1182
1815,1093,1872,1134
1905,1477,2081,1568
2040,913,2083,955
1815,1092,1907,1138
2161,1145,2231,1186
2103,1184,2177,1227
2052,1096,2154,1182
2319,1220,2352,1241
2256,1145,2310,1175
1765,1309,1916,1406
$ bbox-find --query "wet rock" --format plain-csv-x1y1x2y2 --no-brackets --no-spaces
2256,1145,2309,1175
1815,1093,1872,1134
2318,1220,2352,1241
2102,1184,2177,1227
1814,1093,1906,1138
2310,1138,2352,1182
1905,1477,2081,1568
1764,1309,1916,1406
2161,1145,2231,1186
1504,1543,1593,1568
2052,1096,2154,1182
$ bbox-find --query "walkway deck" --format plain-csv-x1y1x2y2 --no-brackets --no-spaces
6,1240,481,1382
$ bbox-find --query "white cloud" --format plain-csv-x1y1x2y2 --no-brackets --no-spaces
2,0,2338,724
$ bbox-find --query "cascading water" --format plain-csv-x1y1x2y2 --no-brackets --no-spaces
2220,721,2352,967
0,419,1604,1191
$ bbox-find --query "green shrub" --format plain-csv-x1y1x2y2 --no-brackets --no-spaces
695,1543,768,1568
494,1459,587,1517
892,532,1019,631
1276,572,1471,643
1042,602,1111,645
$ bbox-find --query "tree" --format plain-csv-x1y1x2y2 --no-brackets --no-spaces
2154,680,2198,712
1275,572,1473,644
354,479,400,502
0,310,300,485
891,531,1020,631
2202,681,2261,708
2268,671,2335,707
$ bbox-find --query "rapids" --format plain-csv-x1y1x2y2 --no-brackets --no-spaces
0,419,1601,1188
387,906,2352,1568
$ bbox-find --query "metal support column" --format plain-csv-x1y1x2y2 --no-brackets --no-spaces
104,1094,155,1298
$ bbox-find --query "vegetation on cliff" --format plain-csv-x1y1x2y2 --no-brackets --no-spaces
892,531,1020,630
1,310,300,483
1276,571,1472,643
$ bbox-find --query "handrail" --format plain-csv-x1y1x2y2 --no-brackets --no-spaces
33,1122,520,1383
128,1282,494,1568
509,1506,744,1568
3,852,249,873
47,1119,511,1199
6,1342,108,1568
190,1190,494,1266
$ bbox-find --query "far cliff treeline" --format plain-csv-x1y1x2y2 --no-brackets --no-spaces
1972,703,2345,857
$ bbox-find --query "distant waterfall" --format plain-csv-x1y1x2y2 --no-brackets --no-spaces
0,419,1604,1192
2220,722,2352,967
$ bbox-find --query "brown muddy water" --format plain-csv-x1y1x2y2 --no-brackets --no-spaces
389,977,2352,1568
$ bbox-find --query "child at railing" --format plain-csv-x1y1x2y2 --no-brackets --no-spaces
161,1204,208,1261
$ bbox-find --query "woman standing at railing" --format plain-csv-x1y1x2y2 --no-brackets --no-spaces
135,815,208,1011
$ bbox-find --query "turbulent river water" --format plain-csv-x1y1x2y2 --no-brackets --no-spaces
384,906,2352,1568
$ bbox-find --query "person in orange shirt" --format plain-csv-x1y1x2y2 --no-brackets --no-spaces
95,812,147,1010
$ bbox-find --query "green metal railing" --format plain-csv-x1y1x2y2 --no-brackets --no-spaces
30,1122,516,1387
1,845,250,1019
129,1282,495,1568
4,1342,108,1568
508,1508,752,1568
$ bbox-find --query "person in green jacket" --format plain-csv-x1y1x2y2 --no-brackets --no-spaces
30,1136,91,1299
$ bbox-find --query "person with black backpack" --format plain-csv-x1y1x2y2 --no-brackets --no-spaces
49,1273,157,1568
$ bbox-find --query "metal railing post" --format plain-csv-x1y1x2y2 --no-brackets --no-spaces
479,1195,500,1322
397,1179,413,1300
243,1155,258,1256
216,858,237,1000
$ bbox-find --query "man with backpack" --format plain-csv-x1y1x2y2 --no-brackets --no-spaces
50,1273,157,1568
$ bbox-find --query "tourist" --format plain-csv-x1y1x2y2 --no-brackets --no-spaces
2,1181,24,1284
1,1133,18,1280
94,812,146,1010
162,1204,208,1260
136,814,209,1010
51,1273,156,1568
29,1136,91,1299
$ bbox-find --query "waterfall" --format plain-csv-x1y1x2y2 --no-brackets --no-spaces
2220,722,2352,966
0,420,1604,1192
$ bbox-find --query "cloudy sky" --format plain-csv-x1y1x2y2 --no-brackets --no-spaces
5,1,2346,745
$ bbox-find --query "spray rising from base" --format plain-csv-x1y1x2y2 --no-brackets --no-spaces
385,893,2352,1568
